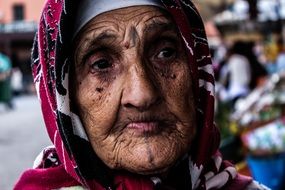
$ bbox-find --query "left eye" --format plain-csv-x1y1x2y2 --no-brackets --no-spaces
157,48,176,59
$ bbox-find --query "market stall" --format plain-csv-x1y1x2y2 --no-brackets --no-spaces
216,71,285,189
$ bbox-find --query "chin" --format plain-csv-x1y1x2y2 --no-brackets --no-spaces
113,138,189,175
131,164,171,175
93,123,193,175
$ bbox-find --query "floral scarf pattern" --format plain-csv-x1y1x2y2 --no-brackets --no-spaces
15,0,268,189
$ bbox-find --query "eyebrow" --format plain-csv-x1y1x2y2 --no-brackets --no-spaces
77,31,119,66
143,21,177,34
95,31,117,41
86,31,118,48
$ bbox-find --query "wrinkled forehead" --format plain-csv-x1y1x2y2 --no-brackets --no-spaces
73,0,164,38
77,6,174,38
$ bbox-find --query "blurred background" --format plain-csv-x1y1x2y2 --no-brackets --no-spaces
0,0,285,189
0,1,50,189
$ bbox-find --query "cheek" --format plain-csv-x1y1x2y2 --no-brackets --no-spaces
160,65,194,112
162,67,196,140
75,76,121,139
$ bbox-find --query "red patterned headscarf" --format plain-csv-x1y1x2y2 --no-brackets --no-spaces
15,0,267,189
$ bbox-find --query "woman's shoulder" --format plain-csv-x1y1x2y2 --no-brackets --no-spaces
14,146,81,190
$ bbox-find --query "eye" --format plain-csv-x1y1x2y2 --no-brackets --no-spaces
157,47,176,59
91,58,112,70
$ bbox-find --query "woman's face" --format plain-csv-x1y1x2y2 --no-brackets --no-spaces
73,6,196,175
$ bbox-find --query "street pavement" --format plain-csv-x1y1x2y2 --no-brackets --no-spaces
0,95,51,190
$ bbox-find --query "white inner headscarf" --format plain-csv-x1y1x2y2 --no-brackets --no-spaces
73,0,164,37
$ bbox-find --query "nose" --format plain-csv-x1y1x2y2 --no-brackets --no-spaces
121,65,161,111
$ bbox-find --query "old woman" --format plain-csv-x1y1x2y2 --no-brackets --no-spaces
15,0,268,189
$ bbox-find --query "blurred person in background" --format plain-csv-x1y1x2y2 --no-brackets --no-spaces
14,0,268,189
276,37,285,72
217,41,267,105
263,35,279,74
218,41,252,103
18,57,34,94
244,41,268,90
0,50,13,109
11,53,35,95
10,53,23,96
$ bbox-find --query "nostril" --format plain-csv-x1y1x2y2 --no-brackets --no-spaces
124,103,134,109
124,101,150,111
123,96,162,111
154,96,163,106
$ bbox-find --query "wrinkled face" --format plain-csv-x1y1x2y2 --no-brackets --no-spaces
73,6,196,175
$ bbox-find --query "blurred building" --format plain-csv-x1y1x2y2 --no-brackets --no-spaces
196,0,285,43
0,0,45,63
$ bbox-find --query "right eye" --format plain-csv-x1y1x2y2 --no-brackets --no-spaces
91,59,112,71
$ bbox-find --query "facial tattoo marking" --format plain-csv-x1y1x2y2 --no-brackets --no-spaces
123,26,139,49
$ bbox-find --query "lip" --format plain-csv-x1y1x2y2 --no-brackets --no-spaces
126,121,161,136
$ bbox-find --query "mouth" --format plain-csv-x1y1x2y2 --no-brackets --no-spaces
127,121,159,133
111,112,177,137
126,120,173,137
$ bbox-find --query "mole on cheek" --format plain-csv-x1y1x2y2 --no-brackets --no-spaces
96,87,104,93
160,71,176,80
93,95,102,101
76,79,82,86
154,66,176,80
